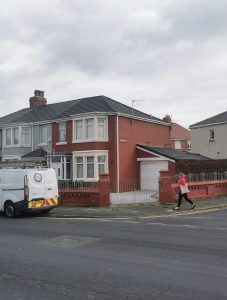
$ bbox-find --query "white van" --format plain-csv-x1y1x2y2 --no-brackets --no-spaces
0,168,59,217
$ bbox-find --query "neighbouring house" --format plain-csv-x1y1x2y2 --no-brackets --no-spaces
189,111,227,159
0,90,172,192
163,115,191,151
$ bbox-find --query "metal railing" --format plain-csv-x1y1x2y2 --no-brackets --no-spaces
58,180,98,190
173,172,227,183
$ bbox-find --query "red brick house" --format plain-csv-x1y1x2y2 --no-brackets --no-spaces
163,115,191,151
51,95,171,191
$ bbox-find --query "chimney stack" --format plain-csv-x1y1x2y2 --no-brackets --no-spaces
29,90,47,109
162,114,172,123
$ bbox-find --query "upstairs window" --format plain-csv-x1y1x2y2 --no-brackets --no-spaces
175,140,182,149
39,125,47,144
73,116,107,142
187,140,191,150
58,123,66,142
85,118,94,140
6,129,11,146
98,118,106,139
75,120,83,140
5,127,28,147
21,127,30,146
209,129,215,141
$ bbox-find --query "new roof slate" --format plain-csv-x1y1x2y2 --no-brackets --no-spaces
0,95,165,126
137,144,210,161
190,111,227,128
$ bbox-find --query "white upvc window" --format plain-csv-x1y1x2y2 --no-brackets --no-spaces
6,128,11,146
73,116,108,143
175,140,182,149
98,155,106,174
76,157,83,178
21,127,30,146
209,129,215,141
39,125,47,144
85,118,94,140
97,118,106,139
75,120,83,140
73,151,108,181
58,123,66,142
4,126,30,147
187,140,191,150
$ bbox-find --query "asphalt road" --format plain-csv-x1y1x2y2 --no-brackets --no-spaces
0,209,227,300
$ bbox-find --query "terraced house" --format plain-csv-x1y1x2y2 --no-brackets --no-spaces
0,90,172,192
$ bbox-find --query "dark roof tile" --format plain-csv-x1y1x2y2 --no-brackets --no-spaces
137,144,210,161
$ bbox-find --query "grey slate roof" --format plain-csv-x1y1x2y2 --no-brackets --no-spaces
190,111,227,128
137,144,210,161
0,95,165,126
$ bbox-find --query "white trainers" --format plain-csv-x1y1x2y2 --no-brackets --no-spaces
191,204,195,209
174,207,180,210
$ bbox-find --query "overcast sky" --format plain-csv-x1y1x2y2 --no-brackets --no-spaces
1,0,227,128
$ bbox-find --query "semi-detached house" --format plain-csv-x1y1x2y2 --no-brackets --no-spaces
0,90,172,191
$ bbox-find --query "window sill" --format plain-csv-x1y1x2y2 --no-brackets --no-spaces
56,142,67,145
72,139,108,143
38,143,48,147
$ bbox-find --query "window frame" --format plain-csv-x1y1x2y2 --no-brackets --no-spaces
73,115,108,143
39,125,48,145
4,126,31,147
58,122,66,143
73,150,108,181
209,129,215,141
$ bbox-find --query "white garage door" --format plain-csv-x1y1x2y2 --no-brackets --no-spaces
140,160,168,191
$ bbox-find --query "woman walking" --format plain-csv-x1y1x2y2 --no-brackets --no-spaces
174,173,195,210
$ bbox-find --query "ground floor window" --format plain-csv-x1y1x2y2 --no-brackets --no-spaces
73,150,108,181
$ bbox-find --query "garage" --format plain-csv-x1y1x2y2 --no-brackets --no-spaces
140,160,168,191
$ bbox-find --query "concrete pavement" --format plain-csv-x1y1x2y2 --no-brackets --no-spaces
47,196,227,219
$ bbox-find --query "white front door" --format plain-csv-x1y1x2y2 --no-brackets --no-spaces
140,160,168,190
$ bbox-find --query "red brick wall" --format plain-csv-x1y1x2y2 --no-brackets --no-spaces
118,117,170,181
159,170,227,203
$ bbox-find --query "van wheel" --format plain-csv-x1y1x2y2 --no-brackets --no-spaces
4,201,17,218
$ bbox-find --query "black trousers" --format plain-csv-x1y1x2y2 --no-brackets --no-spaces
177,193,194,207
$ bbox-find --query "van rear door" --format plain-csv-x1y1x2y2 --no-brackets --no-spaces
27,169,46,201
42,168,58,199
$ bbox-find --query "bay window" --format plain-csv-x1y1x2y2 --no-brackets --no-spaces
76,157,83,178
73,116,107,142
4,126,30,147
21,127,30,146
73,151,108,180
85,118,94,139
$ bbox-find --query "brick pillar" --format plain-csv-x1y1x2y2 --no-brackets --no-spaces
98,173,111,207
159,170,175,203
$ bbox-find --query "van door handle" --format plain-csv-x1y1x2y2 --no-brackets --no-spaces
48,188,52,190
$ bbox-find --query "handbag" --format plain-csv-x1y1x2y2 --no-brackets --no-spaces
175,187,181,195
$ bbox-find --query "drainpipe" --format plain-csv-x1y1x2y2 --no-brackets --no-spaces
116,114,120,193
31,123,34,151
